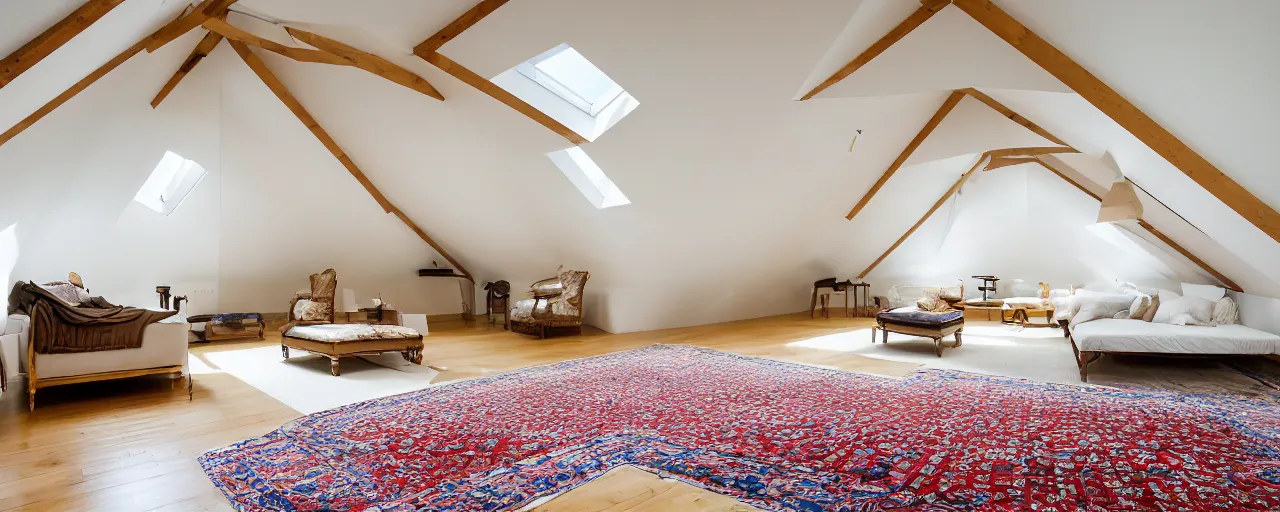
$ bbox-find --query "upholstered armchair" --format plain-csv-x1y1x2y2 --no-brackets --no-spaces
281,268,337,333
509,269,590,339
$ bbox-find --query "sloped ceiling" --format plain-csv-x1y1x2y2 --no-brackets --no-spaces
1,0,1277,332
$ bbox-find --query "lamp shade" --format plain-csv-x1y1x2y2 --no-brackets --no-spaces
340,289,358,313
1097,181,1143,223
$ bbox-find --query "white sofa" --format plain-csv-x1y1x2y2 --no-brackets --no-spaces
10,312,190,409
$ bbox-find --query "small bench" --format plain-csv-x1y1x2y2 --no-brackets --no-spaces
872,309,964,357
282,324,424,376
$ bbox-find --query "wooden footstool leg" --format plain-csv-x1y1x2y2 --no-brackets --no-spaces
882,327,889,344
954,330,963,347
402,347,424,365
330,358,341,377
870,327,877,343
934,337,943,357
281,345,290,359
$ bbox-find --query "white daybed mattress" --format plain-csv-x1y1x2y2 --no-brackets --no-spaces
1073,319,1280,355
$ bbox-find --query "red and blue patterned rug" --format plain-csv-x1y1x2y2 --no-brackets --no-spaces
200,345,1280,511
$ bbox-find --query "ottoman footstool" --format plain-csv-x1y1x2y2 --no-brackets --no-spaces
282,324,424,376
872,309,965,357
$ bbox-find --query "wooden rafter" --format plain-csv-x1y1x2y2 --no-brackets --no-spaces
858,153,989,278
418,52,588,145
146,0,236,53
151,28,224,108
950,0,1280,244
1029,156,1240,291
845,87,1078,221
412,1,587,145
0,8,197,148
0,0,127,89
284,27,444,101
984,156,1037,171
203,18,349,66
413,0,511,56
227,40,472,279
1032,158,1100,201
986,146,1077,158
800,0,949,101
1136,219,1241,292
958,88,1070,147
845,90,965,220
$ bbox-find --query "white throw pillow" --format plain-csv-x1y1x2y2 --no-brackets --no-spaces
1068,291,1134,319
1158,289,1182,302
1181,283,1226,302
1069,296,1136,329
1152,296,1215,325
1212,297,1239,325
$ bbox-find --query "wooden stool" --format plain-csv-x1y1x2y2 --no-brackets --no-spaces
851,282,872,317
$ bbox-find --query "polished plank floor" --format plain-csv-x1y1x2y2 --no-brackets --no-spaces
0,312,886,511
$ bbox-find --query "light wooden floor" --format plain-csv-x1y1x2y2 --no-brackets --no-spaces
0,312,898,512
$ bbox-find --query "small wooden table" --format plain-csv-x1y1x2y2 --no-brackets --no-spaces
359,307,399,325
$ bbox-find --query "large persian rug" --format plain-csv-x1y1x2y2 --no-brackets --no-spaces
200,345,1280,511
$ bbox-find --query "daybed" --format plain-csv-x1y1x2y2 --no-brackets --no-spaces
1064,281,1280,382
1070,319,1280,381
8,277,189,410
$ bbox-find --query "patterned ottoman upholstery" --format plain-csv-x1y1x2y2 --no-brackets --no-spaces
282,324,423,376
873,308,964,357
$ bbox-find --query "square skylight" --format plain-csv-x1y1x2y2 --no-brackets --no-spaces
133,151,207,215
517,44,624,116
492,44,639,142
546,147,630,209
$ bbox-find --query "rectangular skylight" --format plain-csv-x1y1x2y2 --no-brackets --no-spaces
546,147,630,209
517,44,625,117
134,151,207,215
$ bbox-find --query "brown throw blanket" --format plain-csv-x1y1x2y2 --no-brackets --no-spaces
12,282,177,354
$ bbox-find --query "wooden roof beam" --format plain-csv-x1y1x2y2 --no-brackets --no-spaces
1137,219,1241,292
284,27,444,101
858,153,989,278
801,0,949,101
984,156,1038,171
958,88,1070,148
150,27,224,108
228,40,472,279
418,52,587,145
846,90,965,220
414,0,511,55
146,0,236,53
1033,157,1101,201
0,0,127,89
412,1,586,144
952,0,1280,244
0,6,196,147
204,18,349,66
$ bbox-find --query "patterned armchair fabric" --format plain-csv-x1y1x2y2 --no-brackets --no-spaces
509,268,589,338
281,268,338,333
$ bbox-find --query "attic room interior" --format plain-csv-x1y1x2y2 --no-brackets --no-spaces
2,0,1279,509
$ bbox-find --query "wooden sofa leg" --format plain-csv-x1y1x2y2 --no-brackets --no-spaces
1078,351,1101,382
